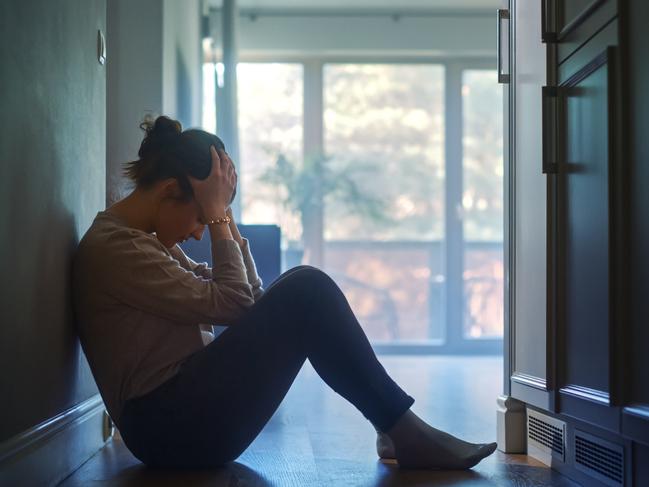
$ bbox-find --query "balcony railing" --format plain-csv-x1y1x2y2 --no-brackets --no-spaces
283,239,503,354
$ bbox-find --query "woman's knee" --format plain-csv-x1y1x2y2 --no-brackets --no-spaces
280,265,333,288
262,266,337,308
279,264,318,278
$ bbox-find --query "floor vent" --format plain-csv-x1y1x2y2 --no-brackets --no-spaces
574,430,624,487
526,408,566,465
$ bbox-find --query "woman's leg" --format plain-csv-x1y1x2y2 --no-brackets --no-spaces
242,265,417,433
120,266,495,469
121,265,413,467
263,268,497,470
213,267,413,454
263,264,311,291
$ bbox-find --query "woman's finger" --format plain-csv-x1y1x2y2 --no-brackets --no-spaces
223,152,236,177
210,146,222,175
217,148,230,173
221,151,235,171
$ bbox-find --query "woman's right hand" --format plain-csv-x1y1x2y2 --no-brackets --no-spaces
189,146,237,220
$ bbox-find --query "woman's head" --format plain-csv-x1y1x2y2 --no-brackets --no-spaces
122,115,234,248
124,115,228,200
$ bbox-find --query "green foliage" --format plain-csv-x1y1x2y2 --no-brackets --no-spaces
257,151,395,229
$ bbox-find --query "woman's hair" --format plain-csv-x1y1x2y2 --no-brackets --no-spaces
123,115,228,201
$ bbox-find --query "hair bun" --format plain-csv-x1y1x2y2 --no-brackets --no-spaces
138,115,182,158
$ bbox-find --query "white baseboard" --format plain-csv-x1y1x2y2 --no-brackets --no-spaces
0,395,108,486
496,394,526,453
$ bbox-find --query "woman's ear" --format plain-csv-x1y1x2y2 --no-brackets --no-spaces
159,178,183,200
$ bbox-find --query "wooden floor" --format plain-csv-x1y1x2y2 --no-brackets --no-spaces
59,356,579,486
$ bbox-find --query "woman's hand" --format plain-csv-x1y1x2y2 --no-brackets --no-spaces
189,146,236,220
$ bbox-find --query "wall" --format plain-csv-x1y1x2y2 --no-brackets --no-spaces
211,10,497,58
0,0,107,481
0,0,106,441
106,0,164,204
107,0,203,205
0,0,203,480
163,0,203,129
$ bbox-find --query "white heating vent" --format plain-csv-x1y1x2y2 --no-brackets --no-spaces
526,408,566,465
574,430,624,487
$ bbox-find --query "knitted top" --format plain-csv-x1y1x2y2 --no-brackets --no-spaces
72,210,264,427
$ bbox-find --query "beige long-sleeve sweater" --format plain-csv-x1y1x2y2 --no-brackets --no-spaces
72,210,264,428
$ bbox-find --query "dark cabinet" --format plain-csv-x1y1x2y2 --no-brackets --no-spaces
543,0,618,63
507,0,649,483
545,7,624,433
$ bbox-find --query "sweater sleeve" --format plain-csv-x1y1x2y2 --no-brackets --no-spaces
168,244,213,280
170,237,265,302
97,231,255,325
239,237,265,302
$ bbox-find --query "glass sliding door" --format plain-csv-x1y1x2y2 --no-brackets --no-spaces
323,64,446,344
210,59,505,353
236,63,304,242
461,69,504,341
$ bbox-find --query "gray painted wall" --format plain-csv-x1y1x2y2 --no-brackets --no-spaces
107,0,202,205
163,0,203,129
0,0,202,445
106,0,164,205
0,0,106,441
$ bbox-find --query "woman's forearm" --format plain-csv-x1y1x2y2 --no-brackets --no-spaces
224,207,265,301
225,207,244,246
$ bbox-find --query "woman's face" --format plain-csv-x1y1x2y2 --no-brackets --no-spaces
154,194,206,249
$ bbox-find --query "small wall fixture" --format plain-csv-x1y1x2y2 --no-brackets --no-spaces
97,29,106,65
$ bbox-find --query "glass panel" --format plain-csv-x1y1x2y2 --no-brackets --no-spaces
202,63,217,134
237,63,304,245
461,69,504,339
323,64,445,342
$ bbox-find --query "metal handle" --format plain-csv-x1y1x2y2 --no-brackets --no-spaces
541,0,557,43
496,8,509,84
497,9,510,84
542,86,559,174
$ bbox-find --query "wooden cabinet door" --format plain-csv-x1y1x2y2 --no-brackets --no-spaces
552,21,623,432
509,0,551,409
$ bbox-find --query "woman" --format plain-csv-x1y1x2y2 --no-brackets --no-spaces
73,115,497,470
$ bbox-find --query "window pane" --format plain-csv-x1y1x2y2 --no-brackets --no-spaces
323,64,445,342
237,63,304,242
202,63,217,134
462,69,504,339
324,64,445,241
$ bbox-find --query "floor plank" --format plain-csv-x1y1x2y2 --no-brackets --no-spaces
59,356,580,486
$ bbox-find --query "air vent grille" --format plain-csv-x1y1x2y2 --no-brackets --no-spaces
528,413,564,456
575,430,623,487
526,409,566,465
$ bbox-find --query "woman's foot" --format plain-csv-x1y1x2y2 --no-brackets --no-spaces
385,409,497,470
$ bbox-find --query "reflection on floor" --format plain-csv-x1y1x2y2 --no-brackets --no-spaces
59,356,579,486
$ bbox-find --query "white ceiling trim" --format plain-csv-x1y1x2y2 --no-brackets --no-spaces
207,0,502,12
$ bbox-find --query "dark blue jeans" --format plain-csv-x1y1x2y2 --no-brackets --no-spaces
118,265,415,468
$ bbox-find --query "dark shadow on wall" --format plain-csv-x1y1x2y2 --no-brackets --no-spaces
0,112,98,441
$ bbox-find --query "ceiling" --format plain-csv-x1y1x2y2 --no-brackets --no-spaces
207,0,501,12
